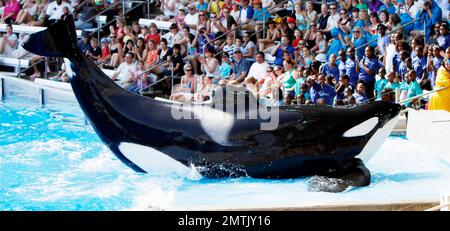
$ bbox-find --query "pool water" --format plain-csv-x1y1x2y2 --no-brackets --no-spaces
1,97,449,210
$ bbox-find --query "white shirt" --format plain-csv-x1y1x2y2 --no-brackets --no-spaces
327,13,340,29
115,62,137,85
46,1,74,20
248,61,270,81
161,31,183,48
240,7,249,23
184,13,199,33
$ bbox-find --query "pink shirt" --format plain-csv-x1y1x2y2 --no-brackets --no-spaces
4,0,20,21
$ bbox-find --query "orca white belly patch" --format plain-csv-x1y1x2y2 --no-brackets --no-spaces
118,142,197,176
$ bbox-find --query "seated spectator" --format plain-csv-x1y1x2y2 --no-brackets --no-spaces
1,0,20,24
194,75,215,102
15,0,38,25
111,52,137,89
108,33,123,68
217,52,232,83
145,39,158,69
128,61,148,94
86,37,102,63
45,0,74,26
244,76,258,97
97,37,111,67
0,24,17,57
74,1,96,29
170,64,197,102
230,48,251,82
271,35,294,67
247,52,270,82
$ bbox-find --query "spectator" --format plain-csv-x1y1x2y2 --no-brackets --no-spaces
357,46,383,99
429,58,450,111
86,37,101,63
15,0,38,25
271,35,294,67
45,0,74,26
247,52,270,82
353,82,368,103
111,52,137,89
310,74,336,105
217,52,232,83
74,1,97,29
230,48,250,82
322,54,340,83
0,24,17,56
1,0,20,24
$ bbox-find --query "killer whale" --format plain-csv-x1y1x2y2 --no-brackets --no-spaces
22,16,401,192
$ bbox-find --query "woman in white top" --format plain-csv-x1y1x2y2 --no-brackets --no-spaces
0,24,17,56
200,46,220,78
15,0,37,24
156,0,178,21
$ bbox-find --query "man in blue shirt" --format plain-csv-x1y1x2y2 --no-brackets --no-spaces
412,46,427,80
357,47,383,99
231,48,251,83
345,47,359,87
322,54,340,83
271,35,294,67
310,74,336,105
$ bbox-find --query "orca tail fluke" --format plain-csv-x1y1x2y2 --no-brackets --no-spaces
22,14,78,58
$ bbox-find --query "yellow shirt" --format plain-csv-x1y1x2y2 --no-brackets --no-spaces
209,1,225,16
429,66,450,112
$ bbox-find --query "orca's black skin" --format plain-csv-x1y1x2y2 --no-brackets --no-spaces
23,17,401,192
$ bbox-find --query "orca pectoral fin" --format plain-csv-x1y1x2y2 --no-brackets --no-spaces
307,159,371,193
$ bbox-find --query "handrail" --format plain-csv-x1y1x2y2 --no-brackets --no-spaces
87,1,147,37
398,86,447,105
77,2,121,29
355,17,424,51
425,202,450,211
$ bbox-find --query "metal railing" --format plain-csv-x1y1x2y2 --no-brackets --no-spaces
76,1,121,29
86,1,147,38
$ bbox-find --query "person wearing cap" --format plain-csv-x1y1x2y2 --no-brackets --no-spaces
231,48,251,82
98,37,112,67
218,52,232,82
78,31,91,54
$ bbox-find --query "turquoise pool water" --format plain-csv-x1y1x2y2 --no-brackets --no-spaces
1,97,449,210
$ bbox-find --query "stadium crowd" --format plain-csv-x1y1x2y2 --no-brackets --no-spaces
1,0,450,108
